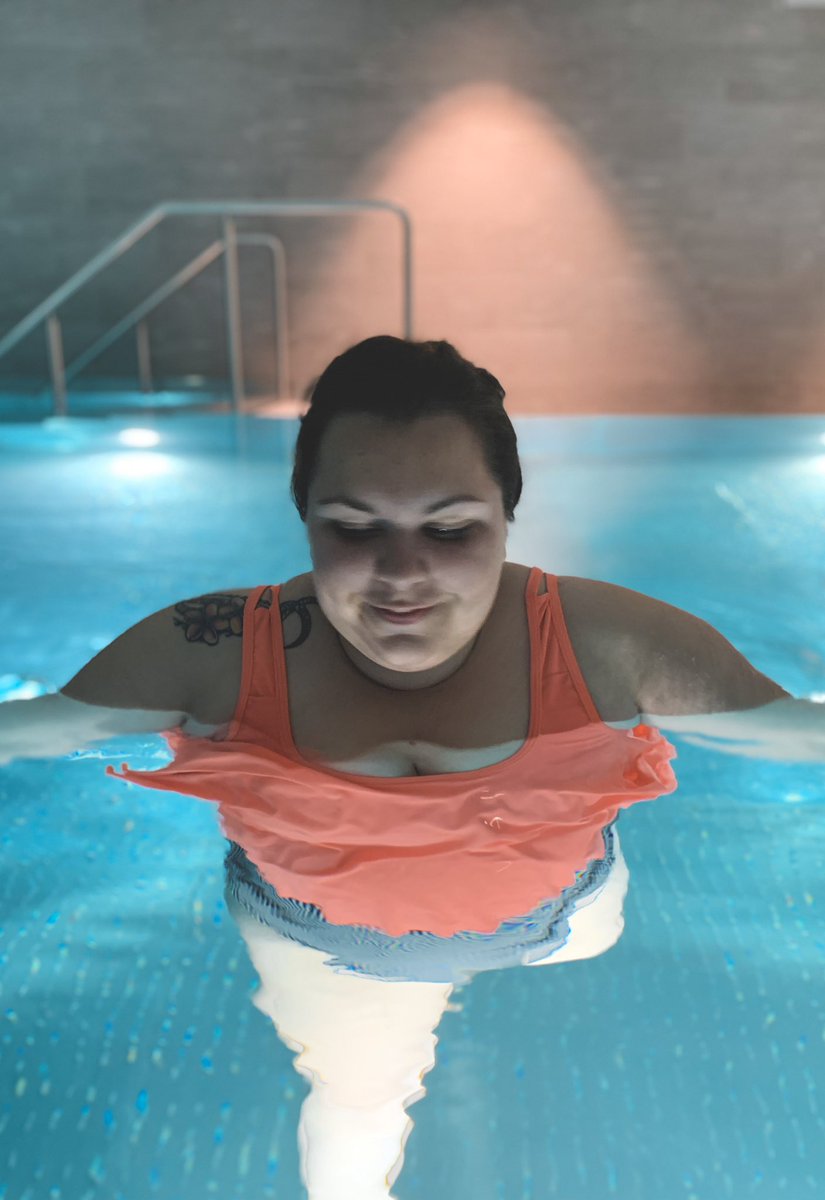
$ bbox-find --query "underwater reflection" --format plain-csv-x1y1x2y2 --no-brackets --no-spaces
225,821,630,1200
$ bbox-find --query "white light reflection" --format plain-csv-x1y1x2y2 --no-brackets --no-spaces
112,453,175,481
109,428,174,480
118,428,162,449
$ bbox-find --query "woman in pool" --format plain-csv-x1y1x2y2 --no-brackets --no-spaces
8,336,814,1198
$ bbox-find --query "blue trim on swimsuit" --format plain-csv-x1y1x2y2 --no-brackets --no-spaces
223,816,621,985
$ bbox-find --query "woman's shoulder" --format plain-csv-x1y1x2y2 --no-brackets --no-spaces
169,585,282,729
548,572,647,724
553,572,658,670
554,573,653,622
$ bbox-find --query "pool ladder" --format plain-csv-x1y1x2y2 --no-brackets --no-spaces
0,200,413,416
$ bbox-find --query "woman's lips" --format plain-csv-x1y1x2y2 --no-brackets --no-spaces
370,604,435,623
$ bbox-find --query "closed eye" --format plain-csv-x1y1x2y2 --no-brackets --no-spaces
331,523,474,540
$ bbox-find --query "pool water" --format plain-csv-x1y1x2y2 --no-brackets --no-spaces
0,410,823,1199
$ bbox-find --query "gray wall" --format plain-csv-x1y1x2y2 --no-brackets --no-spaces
2,0,825,412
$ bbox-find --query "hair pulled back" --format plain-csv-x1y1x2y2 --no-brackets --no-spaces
290,336,522,523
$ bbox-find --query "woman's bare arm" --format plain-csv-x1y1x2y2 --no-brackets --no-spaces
0,603,193,764
612,585,822,762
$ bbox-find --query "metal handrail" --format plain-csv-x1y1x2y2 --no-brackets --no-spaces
65,233,290,401
0,199,413,415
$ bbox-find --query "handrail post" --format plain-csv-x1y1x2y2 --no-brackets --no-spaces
222,217,244,410
263,236,290,400
400,210,412,340
45,315,67,416
136,320,153,392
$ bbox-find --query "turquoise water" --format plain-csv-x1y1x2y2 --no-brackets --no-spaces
0,409,823,1198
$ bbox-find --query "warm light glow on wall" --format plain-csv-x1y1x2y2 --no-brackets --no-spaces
294,81,711,414
796,324,825,411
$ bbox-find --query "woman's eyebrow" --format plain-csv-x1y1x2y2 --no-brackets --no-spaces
316,494,488,513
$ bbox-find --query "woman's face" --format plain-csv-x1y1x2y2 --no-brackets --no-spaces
305,412,509,686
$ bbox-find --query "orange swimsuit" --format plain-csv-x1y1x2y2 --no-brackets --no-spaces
107,568,678,940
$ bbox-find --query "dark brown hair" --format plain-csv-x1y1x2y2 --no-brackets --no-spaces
290,336,522,523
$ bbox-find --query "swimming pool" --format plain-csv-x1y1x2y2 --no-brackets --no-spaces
1,409,823,1199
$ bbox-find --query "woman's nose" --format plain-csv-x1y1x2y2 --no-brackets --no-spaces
373,536,431,575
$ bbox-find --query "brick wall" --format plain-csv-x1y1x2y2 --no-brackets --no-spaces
1,0,824,412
